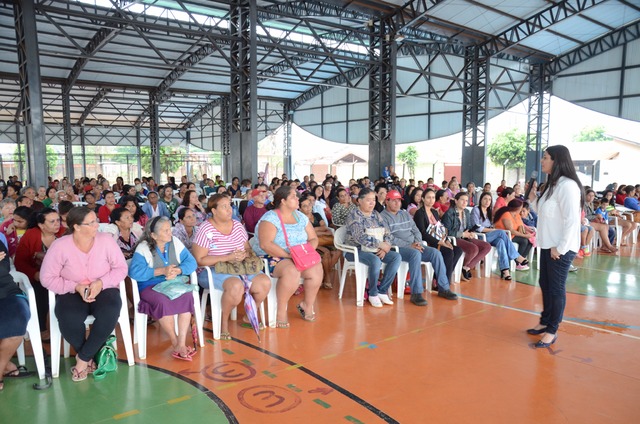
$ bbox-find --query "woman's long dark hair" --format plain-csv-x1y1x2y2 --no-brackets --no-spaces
477,192,493,222
601,189,616,206
493,198,523,223
540,145,584,207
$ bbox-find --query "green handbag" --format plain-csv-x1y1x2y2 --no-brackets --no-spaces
93,335,118,380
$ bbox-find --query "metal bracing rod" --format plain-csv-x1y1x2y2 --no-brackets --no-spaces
545,20,640,76
78,88,112,126
182,97,224,130
479,0,608,59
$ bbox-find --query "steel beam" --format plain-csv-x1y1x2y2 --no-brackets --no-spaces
148,95,161,182
545,20,640,76
80,125,87,177
14,0,48,187
136,126,142,181
228,0,257,183
479,0,608,60
78,88,112,126
62,88,74,180
182,97,224,130
283,104,292,179
461,46,487,186
368,19,396,180
525,64,551,181
222,96,231,181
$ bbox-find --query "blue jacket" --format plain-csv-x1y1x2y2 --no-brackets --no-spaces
141,201,170,220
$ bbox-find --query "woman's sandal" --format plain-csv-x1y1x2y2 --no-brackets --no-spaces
296,304,316,322
3,365,35,378
500,269,512,281
186,346,198,357
171,351,193,362
276,321,290,329
71,366,89,382
220,332,232,341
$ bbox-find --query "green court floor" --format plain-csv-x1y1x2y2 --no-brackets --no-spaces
0,358,233,424
512,253,640,300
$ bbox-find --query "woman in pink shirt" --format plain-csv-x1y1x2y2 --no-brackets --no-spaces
41,207,128,382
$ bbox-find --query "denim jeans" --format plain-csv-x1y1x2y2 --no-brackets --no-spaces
484,230,520,271
538,248,577,334
345,249,401,297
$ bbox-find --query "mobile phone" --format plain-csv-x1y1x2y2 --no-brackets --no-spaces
84,287,90,300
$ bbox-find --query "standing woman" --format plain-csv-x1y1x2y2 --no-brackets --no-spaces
14,208,65,339
40,207,128,381
527,145,582,348
128,217,198,361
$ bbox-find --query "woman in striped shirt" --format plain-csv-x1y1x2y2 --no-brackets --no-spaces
191,194,270,340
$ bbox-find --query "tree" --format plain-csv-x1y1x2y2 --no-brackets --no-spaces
397,146,418,179
573,125,612,142
140,146,185,177
13,145,59,177
487,129,526,180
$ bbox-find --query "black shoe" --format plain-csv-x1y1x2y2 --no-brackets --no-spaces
526,327,547,335
534,334,558,348
438,289,458,300
410,293,428,306
463,269,472,280
500,269,512,281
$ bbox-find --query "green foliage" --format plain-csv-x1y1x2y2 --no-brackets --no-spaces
487,129,526,169
139,146,185,177
397,146,418,179
573,126,612,142
13,145,58,175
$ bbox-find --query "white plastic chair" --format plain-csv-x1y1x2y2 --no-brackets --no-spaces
48,280,135,378
130,273,204,359
13,271,46,380
334,226,395,307
395,242,434,299
198,266,266,340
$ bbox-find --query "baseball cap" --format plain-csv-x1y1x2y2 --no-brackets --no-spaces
251,188,267,197
386,190,402,200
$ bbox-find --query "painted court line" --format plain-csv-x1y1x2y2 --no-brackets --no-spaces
459,294,640,340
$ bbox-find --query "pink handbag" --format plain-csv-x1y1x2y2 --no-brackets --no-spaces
276,210,321,271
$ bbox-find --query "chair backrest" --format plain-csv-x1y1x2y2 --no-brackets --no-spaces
334,226,348,247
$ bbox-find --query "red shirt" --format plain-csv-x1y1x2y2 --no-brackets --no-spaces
98,204,120,223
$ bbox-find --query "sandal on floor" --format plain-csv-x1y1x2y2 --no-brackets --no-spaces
296,304,316,322
0,380,3,391
71,366,89,382
186,346,198,357
3,365,35,378
500,269,512,281
171,351,193,362
241,316,266,330
276,321,290,329
220,332,232,341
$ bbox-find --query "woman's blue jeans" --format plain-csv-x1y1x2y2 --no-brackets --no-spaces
345,249,401,296
484,230,520,271
538,248,576,334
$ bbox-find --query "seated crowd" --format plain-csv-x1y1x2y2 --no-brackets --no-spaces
0,171,637,388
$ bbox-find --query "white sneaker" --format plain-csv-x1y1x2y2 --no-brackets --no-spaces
377,293,394,305
368,295,383,308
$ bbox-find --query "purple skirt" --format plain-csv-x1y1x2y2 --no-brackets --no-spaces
138,286,194,321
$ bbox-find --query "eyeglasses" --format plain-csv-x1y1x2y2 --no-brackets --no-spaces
79,220,99,226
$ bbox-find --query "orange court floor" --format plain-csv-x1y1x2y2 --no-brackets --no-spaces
2,241,640,424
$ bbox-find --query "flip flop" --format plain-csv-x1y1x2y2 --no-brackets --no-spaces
296,304,316,322
171,351,192,362
276,321,290,329
186,346,198,357
3,365,34,378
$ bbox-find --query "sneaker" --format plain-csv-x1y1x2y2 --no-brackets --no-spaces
368,295,383,308
438,289,458,300
583,248,591,257
410,293,428,306
576,249,584,259
569,265,578,272
377,293,394,305
516,263,530,271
